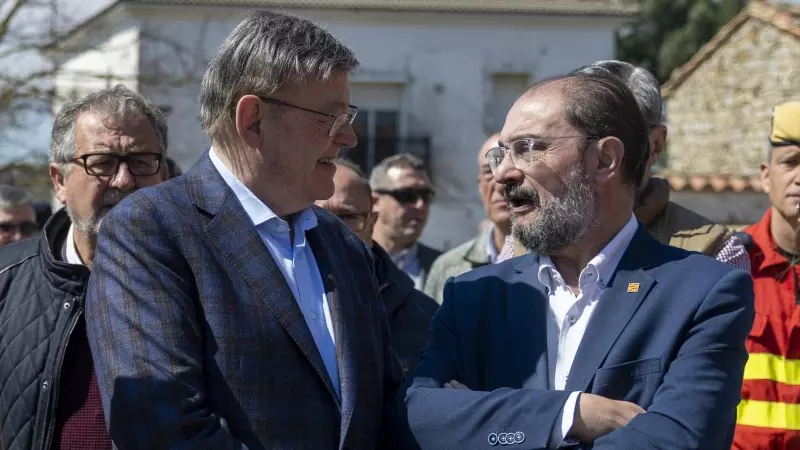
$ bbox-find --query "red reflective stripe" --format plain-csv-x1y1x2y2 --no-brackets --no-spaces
734,424,800,450
743,379,800,404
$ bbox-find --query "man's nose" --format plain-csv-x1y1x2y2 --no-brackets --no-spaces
111,162,136,191
335,123,358,149
493,154,522,185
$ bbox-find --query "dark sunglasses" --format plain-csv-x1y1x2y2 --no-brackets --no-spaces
374,188,435,205
0,221,38,236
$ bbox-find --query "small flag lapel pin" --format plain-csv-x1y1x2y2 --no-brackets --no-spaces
627,283,640,293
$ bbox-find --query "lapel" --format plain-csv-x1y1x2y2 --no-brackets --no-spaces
565,224,661,392
505,254,556,390
186,152,340,405
306,221,363,441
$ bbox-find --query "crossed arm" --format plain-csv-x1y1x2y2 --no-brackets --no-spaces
400,268,754,450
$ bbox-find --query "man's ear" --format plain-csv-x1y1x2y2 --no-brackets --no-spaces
235,95,264,149
592,136,625,185
760,162,771,195
49,163,67,205
645,125,667,171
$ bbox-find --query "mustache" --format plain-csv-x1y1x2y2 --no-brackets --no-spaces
504,184,539,205
102,189,130,207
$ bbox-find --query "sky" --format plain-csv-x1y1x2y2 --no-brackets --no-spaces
0,0,112,164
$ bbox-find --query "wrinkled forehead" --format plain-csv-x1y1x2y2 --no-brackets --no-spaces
500,85,572,145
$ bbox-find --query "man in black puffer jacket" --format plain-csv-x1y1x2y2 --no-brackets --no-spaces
0,85,167,450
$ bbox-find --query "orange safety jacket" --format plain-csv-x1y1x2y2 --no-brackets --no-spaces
734,209,800,450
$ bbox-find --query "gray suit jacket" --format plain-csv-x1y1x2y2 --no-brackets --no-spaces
423,229,492,304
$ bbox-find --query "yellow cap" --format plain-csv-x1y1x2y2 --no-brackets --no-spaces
770,101,800,146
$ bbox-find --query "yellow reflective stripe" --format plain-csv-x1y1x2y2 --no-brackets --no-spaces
744,353,800,385
737,399,800,431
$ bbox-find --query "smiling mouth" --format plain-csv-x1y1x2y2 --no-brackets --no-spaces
317,157,335,167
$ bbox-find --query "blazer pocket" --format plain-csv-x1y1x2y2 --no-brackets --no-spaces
593,357,663,404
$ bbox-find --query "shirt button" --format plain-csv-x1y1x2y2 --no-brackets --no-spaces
583,273,591,279
567,315,577,325
63,302,71,309
310,312,317,320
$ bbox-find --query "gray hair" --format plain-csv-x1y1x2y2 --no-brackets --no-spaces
0,184,31,210
369,153,428,190
572,60,664,126
199,10,360,147
50,85,168,173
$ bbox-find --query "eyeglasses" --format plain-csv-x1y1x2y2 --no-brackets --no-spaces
0,221,38,237
259,97,359,137
374,188,435,205
485,136,593,173
336,212,371,232
69,153,164,177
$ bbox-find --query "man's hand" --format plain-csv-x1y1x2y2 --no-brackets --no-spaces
444,380,470,390
569,393,645,444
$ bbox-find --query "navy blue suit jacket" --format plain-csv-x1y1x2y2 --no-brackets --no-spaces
401,224,754,449
85,153,403,450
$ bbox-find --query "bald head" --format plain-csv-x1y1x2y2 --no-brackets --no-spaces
315,160,376,245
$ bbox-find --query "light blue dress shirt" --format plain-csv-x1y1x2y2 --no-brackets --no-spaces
209,148,341,399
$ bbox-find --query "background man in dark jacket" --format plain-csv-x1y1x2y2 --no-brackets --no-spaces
0,85,168,450
317,159,437,375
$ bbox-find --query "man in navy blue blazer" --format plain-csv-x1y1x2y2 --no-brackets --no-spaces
400,73,755,449
85,11,402,450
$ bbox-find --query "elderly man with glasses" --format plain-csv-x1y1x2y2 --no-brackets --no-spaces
499,60,749,271
0,85,168,450
396,72,753,450
316,159,437,376
84,10,404,449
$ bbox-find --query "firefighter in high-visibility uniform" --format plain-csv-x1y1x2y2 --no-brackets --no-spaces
735,101,800,449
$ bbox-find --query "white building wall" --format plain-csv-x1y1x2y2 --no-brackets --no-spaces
134,6,622,249
53,23,141,114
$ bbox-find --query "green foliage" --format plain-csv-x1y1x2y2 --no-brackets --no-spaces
616,0,748,83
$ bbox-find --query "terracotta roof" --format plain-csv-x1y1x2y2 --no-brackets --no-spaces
662,1,800,97
655,173,763,193
126,0,637,15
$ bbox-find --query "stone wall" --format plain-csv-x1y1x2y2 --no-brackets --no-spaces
665,20,800,175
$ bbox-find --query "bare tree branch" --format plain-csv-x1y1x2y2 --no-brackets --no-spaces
0,0,27,43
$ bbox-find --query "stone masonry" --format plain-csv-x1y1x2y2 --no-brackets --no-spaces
664,14,800,176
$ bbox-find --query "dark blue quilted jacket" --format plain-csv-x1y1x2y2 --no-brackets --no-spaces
0,209,90,450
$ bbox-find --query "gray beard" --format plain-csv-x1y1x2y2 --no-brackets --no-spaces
511,165,598,256
65,204,101,237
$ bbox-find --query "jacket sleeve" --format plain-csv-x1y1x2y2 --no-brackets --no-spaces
400,277,573,449
592,269,755,450
85,194,248,450
421,256,446,304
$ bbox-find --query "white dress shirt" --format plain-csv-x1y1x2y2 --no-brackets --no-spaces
64,225,85,266
209,148,340,399
485,224,501,264
540,213,639,447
